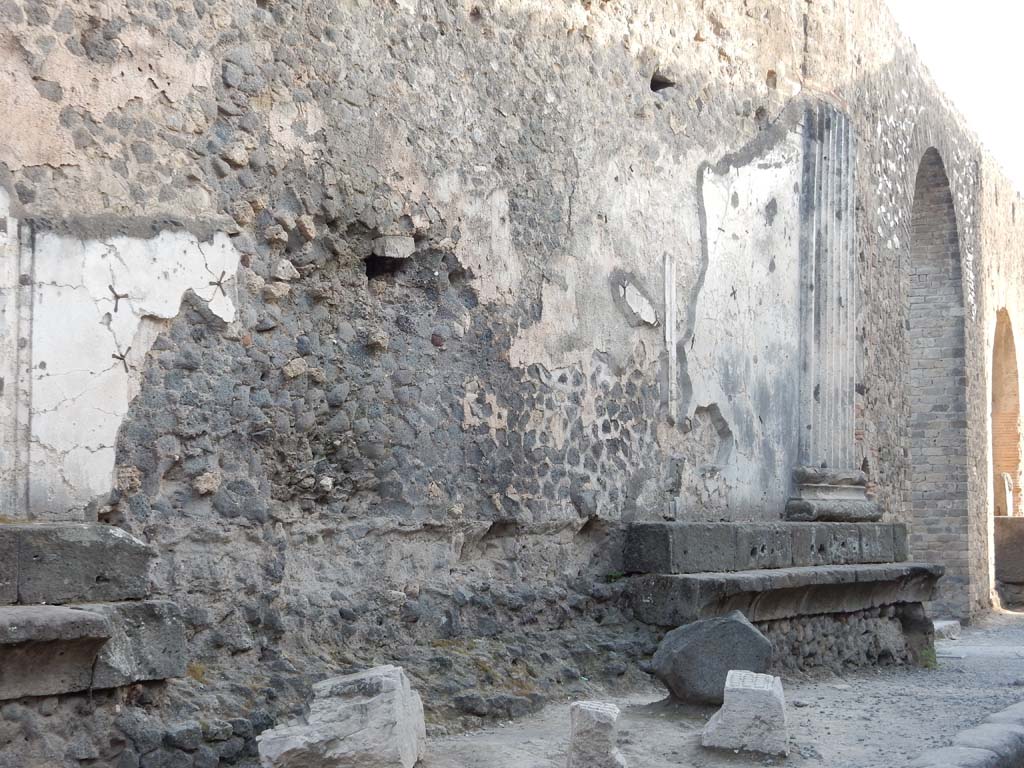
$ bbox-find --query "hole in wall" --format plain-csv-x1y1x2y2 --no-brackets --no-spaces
766,69,777,89
364,255,405,280
650,71,676,92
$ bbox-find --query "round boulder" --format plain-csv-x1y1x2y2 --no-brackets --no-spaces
651,610,772,704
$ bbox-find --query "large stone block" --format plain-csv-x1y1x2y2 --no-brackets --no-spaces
623,523,736,574
12,523,154,604
257,665,426,768
0,606,112,699
74,600,187,689
566,701,627,768
702,670,789,756
651,611,771,704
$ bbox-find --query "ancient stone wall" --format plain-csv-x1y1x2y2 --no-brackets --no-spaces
0,0,1020,760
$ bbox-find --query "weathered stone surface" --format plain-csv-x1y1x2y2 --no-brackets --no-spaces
907,746,1002,768
12,524,153,604
566,701,627,768
701,670,788,756
624,522,909,574
792,466,868,486
952,723,1024,763
995,517,1024,584
74,600,187,689
652,611,771,704
257,665,425,767
784,498,882,522
0,606,111,699
628,562,943,626
371,235,415,260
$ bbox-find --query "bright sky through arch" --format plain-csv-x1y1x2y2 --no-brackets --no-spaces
885,0,1024,192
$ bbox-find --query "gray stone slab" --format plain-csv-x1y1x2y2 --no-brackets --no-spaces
622,523,673,574
0,606,112,700
784,498,882,522
626,522,906,573
859,523,896,563
75,600,187,689
627,562,944,626
13,523,153,604
735,524,791,570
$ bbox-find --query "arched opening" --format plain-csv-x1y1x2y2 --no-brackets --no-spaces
907,148,970,616
992,311,1020,517
992,310,1024,606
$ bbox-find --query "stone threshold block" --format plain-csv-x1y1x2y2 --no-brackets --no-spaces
623,521,909,575
702,670,789,756
0,523,154,605
0,605,112,699
627,562,943,626
0,601,186,700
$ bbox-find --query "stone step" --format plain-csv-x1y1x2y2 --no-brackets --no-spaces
0,523,153,605
623,521,908,575
0,605,112,699
626,562,943,626
0,601,186,700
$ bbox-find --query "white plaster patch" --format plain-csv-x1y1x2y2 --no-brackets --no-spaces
25,228,239,515
685,130,804,513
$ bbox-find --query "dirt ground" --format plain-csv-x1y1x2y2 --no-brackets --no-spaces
425,610,1024,768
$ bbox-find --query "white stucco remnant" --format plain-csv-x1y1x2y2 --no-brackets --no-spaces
0,196,241,517
684,130,804,514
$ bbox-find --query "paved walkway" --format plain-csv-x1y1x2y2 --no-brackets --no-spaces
426,611,1024,768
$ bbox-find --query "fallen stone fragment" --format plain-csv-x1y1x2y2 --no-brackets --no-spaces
907,745,1001,768
566,701,627,768
934,619,962,640
702,670,789,756
257,665,425,768
372,235,415,260
652,611,771,704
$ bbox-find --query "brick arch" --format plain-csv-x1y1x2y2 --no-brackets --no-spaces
907,147,970,616
992,309,1020,517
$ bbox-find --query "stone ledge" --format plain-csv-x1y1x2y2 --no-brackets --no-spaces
0,601,186,700
0,523,153,605
0,606,113,700
623,522,908,575
74,600,187,690
626,562,943,626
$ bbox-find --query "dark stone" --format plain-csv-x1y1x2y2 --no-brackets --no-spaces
163,721,202,750
651,611,772,704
